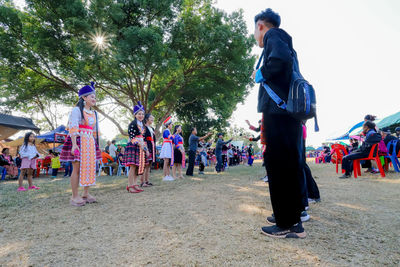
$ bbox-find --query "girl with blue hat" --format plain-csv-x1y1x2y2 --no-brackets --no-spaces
60,82,102,207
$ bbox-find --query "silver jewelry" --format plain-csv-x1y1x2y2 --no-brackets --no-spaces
83,100,86,106
84,108,94,114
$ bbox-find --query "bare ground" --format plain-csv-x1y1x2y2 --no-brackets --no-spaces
1,161,400,266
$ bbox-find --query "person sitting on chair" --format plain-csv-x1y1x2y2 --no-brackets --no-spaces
381,128,400,155
339,121,381,179
101,150,118,175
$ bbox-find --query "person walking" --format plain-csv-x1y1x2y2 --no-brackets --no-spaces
253,8,306,238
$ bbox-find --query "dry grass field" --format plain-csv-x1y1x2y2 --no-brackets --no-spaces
1,161,400,266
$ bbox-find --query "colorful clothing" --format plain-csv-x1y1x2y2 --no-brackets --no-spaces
60,107,101,187
123,120,147,175
51,156,61,169
144,125,156,163
159,129,174,166
173,134,186,168
2,155,18,176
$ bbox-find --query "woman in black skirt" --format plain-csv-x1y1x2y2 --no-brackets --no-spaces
172,125,185,179
123,102,148,193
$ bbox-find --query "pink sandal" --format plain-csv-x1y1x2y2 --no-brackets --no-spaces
82,195,97,203
70,199,86,207
126,185,140,193
28,185,40,190
133,185,144,192
17,187,27,192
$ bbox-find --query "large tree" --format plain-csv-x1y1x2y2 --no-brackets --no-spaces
0,0,255,136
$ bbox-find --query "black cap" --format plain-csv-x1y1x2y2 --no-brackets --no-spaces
380,127,391,134
217,133,224,137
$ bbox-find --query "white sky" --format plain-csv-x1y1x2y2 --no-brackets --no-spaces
11,0,400,146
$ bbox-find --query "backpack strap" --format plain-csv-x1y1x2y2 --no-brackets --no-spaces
256,51,287,110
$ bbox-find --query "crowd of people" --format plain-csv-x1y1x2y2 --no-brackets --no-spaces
5,7,400,243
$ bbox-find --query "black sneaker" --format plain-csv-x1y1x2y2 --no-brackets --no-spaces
301,211,310,222
261,222,306,239
266,214,276,225
339,174,351,179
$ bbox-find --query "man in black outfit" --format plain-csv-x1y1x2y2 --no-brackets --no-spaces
253,8,306,238
339,121,381,178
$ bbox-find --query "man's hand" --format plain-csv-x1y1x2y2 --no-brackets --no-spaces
245,120,250,126
251,70,257,79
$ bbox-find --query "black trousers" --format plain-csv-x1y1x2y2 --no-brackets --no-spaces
304,163,320,200
342,152,369,175
263,113,304,229
52,168,58,176
186,150,196,176
302,141,320,201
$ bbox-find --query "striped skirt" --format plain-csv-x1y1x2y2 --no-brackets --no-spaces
60,135,101,162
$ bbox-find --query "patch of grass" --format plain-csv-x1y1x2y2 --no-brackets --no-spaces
0,162,399,266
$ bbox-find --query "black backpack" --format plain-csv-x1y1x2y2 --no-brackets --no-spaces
256,49,319,131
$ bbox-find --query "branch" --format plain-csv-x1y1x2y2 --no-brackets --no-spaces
93,106,128,136
34,97,55,130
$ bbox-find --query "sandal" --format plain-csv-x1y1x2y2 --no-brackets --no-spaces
28,185,40,190
140,183,150,187
70,198,86,207
82,195,97,203
126,185,140,193
133,185,144,192
17,187,27,192
145,182,153,186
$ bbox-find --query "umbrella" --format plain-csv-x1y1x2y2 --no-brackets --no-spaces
349,135,362,140
306,146,316,151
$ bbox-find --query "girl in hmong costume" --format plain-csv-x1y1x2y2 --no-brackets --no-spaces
142,113,156,187
159,116,174,181
123,102,148,193
172,125,185,179
60,82,102,207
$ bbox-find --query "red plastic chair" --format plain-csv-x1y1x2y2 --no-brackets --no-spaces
35,159,43,178
353,144,385,178
331,144,348,173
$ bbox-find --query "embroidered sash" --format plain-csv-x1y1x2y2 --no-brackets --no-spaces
79,125,96,187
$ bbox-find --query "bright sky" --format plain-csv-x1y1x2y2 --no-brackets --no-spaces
11,0,400,147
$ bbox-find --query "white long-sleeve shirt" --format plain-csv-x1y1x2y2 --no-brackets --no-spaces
19,144,39,160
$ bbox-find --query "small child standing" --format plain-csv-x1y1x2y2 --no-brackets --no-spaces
51,152,61,178
18,132,40,191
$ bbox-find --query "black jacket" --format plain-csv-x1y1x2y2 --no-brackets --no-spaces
128,120,145,139
355,131,382,154
258,28,293,114
0,155,10,166
144,126,156,154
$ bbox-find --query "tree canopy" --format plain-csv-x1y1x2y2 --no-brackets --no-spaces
0,0,255,136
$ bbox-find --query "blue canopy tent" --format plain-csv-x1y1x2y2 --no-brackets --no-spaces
36,125,68,143
329,121,364,141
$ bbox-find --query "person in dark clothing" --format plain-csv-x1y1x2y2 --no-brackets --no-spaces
186,128,212,176
381,128,400,154
215,133,232,172
247,144,254,166
395,127,400,138
323,146,331,163
253,8,306,238
339,121,382,178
